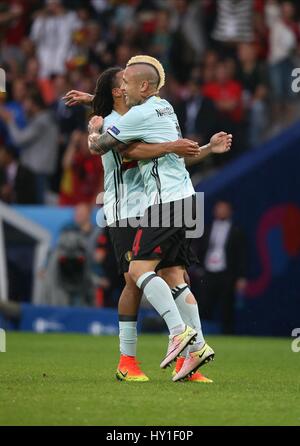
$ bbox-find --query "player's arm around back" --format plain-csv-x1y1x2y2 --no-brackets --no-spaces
122,139,201,160
88,106,148,155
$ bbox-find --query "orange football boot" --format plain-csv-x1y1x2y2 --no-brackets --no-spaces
116,355,149,382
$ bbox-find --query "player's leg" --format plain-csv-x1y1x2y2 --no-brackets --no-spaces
162,266,214,382
129,219,194,340
128,202,198,368
108,221,149,381
165,195,215,381
129,256,197,368
159,266,213,383
118,272,141,358
129,258,188,336
116,272,149,382
159,266,205,347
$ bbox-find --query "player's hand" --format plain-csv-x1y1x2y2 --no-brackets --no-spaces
210,132,232,154
88,133,100,154
63,90,94,107
88,115,104,134
88,130,106,155
173,138,201,157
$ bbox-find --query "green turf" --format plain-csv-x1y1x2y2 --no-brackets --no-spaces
0,332,299,426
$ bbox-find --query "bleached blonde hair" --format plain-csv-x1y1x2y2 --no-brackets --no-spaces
126,55,165,91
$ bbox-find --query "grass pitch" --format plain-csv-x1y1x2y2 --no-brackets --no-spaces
0,332,299,426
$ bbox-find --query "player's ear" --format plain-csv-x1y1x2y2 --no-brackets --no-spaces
140,80,148,93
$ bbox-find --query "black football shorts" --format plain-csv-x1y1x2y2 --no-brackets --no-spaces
131,195,199,269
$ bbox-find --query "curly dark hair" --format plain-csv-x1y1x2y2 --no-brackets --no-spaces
92,67,123,118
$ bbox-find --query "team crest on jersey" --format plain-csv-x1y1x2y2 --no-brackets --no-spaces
125,250,133,262
109,125,120,135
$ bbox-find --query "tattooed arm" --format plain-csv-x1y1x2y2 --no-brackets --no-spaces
88,115,128,155
88,132,128,155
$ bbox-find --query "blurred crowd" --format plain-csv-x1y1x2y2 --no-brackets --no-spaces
2,0,297,321
0,0,300,205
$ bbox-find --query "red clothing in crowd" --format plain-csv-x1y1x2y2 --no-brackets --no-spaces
4,0,32,45
202,80,244,123
60,153,103,206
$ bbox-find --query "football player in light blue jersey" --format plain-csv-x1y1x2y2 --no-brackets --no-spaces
65,67,220,382
66,61,231,382
87,56,232,381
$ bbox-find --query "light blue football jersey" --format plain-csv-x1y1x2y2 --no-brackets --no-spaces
107,96,195,206
102,110,147,225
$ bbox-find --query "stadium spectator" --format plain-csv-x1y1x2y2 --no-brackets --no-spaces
0,89,59,204
212,0,254,46
168,0,206,82
202,49,219,84
236,42,269,147
51,74,87,192
59,129,102,206
38,202,104,307
0,144,37,204
24,57,40,86
253,4,270,60
197,201,248,334
202,59,247,155
0,1,30,70
68,204,119,308
174,76,219,176
150,9,172,70
169,0,206,59
265,0,298,124
38,227,94,307
0,2,23,29
203,60,244,123
64,202,101,257
0,79,27,150
92,227,122,308
30,0,82,78
175,77,219,145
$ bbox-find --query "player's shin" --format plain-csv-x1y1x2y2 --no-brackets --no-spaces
171,284,205,351
119,316,137,357
136,271,186,334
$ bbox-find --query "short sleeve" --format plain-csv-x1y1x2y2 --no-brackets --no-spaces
107,107,145,143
